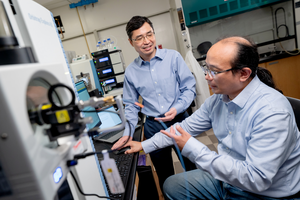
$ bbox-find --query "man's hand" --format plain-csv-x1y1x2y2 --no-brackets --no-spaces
111,136,132,150
160,125,191,151
124,141,143,154
155,107,177,122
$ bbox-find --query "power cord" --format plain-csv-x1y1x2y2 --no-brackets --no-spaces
69,170,119,200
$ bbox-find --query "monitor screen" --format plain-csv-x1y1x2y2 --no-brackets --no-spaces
105,78,115,84
97,106,122,129
75,81,101,129
99,57,109,62
102,68,112,74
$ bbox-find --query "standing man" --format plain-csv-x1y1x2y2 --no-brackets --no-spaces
125,36,300,199
112,16,197,191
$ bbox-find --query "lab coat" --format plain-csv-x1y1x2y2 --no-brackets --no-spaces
185,50,210,113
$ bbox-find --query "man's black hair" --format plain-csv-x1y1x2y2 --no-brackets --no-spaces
126,16,154,40
219,36,282,93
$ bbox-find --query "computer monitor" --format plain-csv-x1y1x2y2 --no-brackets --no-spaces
75,80,101,129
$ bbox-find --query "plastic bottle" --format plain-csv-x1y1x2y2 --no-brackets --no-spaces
102,39,107,49
110,41,115,50
97,41,102,50
96,44,100,51
107,38,111,49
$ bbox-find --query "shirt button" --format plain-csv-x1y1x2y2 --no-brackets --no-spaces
158,94,160,96
227,147,229,150
152,69,154,71
161,106,163,108
155,82,157,84
230,112,233,114
229,131,231,134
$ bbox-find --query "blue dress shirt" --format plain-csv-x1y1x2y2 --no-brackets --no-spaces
123,48,196,136
142,75,300,197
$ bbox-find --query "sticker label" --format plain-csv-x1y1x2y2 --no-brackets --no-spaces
55,110,70,123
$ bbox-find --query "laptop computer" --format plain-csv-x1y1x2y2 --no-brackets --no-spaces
93,106,126,143
75,80,124,143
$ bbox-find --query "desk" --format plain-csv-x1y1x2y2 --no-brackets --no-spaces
92,124,143,200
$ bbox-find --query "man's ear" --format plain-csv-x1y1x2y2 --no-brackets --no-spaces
240,67,252,82
128,38,133,47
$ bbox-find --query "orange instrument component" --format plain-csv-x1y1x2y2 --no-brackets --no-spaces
134,102,144,108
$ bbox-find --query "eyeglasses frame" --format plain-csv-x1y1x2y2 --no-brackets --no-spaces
201,63,236,78
131,31,155,43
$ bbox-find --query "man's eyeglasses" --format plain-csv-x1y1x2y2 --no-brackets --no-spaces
200,63,235,78
132,31,155,43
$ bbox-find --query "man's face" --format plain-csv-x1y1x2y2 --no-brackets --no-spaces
205,41,244,100
129,22,156,61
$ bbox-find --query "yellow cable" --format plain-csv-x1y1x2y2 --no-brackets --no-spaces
278,37,300,56
76,7,92,58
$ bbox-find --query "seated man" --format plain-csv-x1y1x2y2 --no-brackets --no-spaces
124,36,300,199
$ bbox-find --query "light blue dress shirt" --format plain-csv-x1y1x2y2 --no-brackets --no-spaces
142,75,300,197
123,48,196,136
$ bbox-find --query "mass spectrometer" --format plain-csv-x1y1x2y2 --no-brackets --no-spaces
0,0,125,199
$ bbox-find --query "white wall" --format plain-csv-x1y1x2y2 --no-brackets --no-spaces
49,0,181,66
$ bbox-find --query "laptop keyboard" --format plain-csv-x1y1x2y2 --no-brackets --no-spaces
100,130,122,140
98,153,134,200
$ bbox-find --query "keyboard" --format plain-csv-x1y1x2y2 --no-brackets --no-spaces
100,130,122,140
99,153,134,200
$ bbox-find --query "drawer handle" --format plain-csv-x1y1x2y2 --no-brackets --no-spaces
269,61,279,65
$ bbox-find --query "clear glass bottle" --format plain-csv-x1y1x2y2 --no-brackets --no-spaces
102,39,107,49
98,41,102,50
107,38,111,48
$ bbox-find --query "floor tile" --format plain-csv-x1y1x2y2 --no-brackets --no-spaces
197,136,213,145
208,135,218,143
206,144,218,153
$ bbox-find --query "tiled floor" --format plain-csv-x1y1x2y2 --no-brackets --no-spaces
172,128,218,174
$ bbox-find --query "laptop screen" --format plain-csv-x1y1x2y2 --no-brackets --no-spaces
75,81,101,129
97,106,122,129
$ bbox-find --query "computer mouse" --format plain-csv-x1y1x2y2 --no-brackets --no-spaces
114,146,131,155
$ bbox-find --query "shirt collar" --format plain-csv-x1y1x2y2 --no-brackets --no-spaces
136,47,164,66
222,75,261,108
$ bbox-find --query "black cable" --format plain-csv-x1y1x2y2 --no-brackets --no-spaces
69,169,118,200
275,7,289,38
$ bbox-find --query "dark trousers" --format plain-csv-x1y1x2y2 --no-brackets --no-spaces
143,111,197,193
